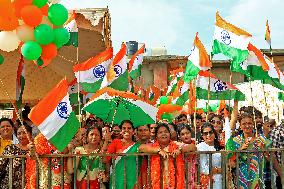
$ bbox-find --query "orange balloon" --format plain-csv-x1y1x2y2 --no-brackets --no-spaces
0,0,14,17
41,43,57,59
0,14,19,31
40,4,49,16
21,5,43,27
13,0,33,18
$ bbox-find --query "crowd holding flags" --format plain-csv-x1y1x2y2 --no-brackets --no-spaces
10,9,283,154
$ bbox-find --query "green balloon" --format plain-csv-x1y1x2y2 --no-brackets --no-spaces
34,24,54,45
48,4,68,26
53,28,70,48
21,41,42,61
0,54,4,65
36,57,44,66
32,0,48,8
160,96,169,104
161,113,173,123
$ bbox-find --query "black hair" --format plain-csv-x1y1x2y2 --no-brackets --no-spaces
245,106,262,118
177,123,192,137
86,124,102,140
137,124,150,130
155,123,171,137
176,114,187,121
15,123,32,136
119,120,134,130
22,105,31,120
190,113,202,121
0,117,14,128
238,112,254,123
208,114,223,122
200,122,221,151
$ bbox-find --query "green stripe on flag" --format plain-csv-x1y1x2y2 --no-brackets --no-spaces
196,87,245,101
212,40,249,74
49,112,80,152
109,71,129,91
81,79,103,93
183,60,200,82
174,91,189,106
110,142,142,189
129,65,142,80
65,32,78,47
16,75,25,109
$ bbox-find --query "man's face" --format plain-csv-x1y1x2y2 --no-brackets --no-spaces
112,126,121,139
0,121,13,139
150,124,157,139
177,116,188,124
137,125,150,142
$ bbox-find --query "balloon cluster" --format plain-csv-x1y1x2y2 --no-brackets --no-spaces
0,0,70,65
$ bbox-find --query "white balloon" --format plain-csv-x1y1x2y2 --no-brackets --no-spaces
48,0,61,3
16,25,34,42
0,31,21,52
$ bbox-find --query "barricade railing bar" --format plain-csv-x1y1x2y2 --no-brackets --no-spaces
0,149,283,189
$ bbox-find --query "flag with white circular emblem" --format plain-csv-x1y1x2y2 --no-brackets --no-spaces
212,12,252,73
196,71,245,101
100,43,129,91
73,48,113,93
29,79,80,152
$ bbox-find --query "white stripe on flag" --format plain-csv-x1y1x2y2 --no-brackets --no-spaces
214,26,251,50
38,95,72,140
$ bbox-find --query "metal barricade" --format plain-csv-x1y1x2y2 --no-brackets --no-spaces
0,149,283,189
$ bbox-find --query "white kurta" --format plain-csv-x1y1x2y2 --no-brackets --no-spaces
196,142,222,189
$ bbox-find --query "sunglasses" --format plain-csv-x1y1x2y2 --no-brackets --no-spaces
210,120,222,125
112,130,121,133
202,130,214,136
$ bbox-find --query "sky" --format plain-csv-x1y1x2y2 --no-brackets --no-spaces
61,0,284,56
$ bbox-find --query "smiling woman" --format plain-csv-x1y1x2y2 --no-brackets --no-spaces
0,118,14,154
0,124,32,188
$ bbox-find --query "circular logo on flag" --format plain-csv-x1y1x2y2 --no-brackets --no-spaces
214,80,227,92
188,45,196,56
93,65,106,78
57,102,69,119
114,65,123,77
221,30,231,45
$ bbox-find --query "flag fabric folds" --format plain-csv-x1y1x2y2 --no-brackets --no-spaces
64,11,78,47
183,32,211,82
129,44,145,80
212,12,252,73
196,71,245,101
73,48,113,93
101,44,129,91
29,79,80,152
265,20,271,50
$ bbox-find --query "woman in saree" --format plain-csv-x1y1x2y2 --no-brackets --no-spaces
177,123,197,189
138,123,196,189
67,125,106,189
226,113,272,189
197,123,222,189
105,120,142,189
0,124,32,188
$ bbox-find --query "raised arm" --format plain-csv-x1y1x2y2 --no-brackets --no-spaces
230,100,239,131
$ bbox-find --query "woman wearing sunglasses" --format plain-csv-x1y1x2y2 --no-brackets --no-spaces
197,122,222,189
208,114,225,149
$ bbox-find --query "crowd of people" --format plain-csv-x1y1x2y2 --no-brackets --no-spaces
0,102,283,189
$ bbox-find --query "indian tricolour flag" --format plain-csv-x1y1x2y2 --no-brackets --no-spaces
68,78,83,105
196,71,245,101
64,11,78,47
166,69,184,96
183,32,211,83
241,43,284,90
172,79,189,106
73,48,113,93
101,43,129,91
16,56,25,110
129,44,145,80
29,79,80,152
212,12,252,74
